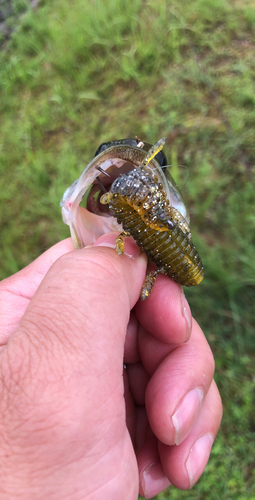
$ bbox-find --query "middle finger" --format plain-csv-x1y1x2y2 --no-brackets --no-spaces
141,319,215,446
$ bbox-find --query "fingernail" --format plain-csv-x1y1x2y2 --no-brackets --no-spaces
186,433,214,488
141,462,171,499
180,287,192,340
172,388,204,445
93,234,142,259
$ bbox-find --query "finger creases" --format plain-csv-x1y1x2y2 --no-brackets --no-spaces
14,240,147,354
135,274,192,345
0,240,147,423
0,237,147,494
136,381,222,497
158,380,222,490
0,238,75,343
144,319,215,446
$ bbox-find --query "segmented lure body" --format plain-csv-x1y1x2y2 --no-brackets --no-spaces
61,135,204,299
102,167,204,294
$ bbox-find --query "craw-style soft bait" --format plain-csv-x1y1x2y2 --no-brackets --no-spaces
61,137,204,299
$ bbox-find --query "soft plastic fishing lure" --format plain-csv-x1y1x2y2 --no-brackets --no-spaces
61,137,204,299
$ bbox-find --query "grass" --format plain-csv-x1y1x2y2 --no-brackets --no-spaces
0,0,255,498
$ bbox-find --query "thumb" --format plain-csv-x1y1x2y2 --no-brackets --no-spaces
0,234,146,496
1,233,147,428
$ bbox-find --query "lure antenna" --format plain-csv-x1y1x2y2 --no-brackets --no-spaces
142,137,167,168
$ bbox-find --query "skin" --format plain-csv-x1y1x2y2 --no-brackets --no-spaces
0,234,222,499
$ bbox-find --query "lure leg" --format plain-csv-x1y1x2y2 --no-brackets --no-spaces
140,267,166,301
142,137,167,169
115,231,131,256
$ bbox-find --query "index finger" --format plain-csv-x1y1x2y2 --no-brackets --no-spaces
0,238,75,342
135,274,192,345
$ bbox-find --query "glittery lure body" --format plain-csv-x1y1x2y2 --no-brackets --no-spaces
61,135,204,300
101,164,204,299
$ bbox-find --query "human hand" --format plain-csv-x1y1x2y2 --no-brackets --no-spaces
0,235,222,499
